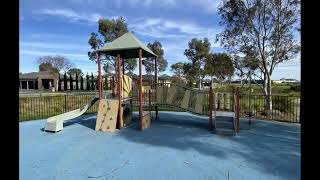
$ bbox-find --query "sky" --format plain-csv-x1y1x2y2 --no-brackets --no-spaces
19,0,300,80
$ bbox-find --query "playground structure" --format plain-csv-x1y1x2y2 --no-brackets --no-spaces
44,32,241,135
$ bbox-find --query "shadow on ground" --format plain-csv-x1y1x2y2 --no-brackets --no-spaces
50,111,300,179
116,112,300,180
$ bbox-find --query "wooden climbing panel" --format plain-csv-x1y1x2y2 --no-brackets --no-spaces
95,99,119,132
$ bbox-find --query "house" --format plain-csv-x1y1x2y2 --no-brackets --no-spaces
19,70,59,91
272,78,300,84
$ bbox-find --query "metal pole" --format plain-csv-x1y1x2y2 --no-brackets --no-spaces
98,52,102,100
117,54,122,129
139,49,143,130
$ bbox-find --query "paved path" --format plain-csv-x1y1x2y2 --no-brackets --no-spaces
20,112,300,180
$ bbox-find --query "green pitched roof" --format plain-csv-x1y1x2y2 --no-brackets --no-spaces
98,32,157,58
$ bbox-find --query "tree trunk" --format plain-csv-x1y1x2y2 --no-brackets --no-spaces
198,70,202,90
263,73,272,112
211,76,213,88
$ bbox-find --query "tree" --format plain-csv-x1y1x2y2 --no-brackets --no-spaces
184,38,211,89
91,73,95,91
58,75,62,91
143,41,168,77
86,73,91,90
39,63,59,74
88,17,128,74
171,62,184,85
36,55,73,73
63,73,67,91
75,73,79,90
80,75,84,90
206,53,235,86
204,54,215,87
183,62,196,87
123,58,137,76
67,68,83,76
216,0,300,111
69,73,73,91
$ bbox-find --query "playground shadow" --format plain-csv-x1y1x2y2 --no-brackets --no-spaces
63,114,97,130
118,112,300,180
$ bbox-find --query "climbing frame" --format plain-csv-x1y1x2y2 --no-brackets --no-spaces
95,99,119,132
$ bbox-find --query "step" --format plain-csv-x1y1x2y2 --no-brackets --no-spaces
212,128,236,136
215,121,234,129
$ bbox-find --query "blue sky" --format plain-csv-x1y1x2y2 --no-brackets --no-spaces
19,0,300,80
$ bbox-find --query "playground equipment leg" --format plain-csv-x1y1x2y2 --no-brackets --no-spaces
236,87,240,133
156,106,159,120
138,48,143,130
98,52,102,100
208,86,213,130
149,90,151,120
117,54,122,129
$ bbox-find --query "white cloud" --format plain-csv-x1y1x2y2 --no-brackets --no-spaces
190,0,221,13
37,8,104,24
20,50,88,58
20,41,88,50
131,18,222,45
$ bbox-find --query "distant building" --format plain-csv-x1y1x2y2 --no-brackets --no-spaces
273,78,300,84
19,70,59,91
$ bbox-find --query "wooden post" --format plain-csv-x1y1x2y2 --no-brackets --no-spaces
208,86,213,130
130,85,133,123
117,54,122,129
139,48,143,130
236,87,240,133
97,52,102,100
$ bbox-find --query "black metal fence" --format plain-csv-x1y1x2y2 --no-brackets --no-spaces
239,94,300,123
19,94,99,121
19,92,300,123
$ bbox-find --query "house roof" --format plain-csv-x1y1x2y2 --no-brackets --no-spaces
19,72,38,80
98,32,158,58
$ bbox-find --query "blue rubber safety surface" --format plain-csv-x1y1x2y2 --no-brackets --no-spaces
19,112,300,180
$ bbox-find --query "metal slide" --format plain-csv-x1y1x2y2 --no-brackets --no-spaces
44,96,99,132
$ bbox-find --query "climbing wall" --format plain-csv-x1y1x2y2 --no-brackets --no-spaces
95,99,119,132
180,90,191,110
194,94,204,114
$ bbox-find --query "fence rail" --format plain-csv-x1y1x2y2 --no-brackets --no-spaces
19,92,300,123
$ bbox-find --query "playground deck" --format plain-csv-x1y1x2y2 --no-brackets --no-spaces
20,112,300,180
